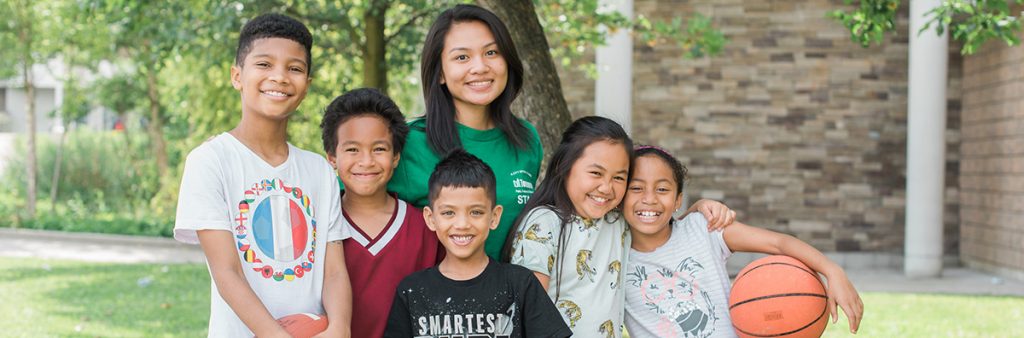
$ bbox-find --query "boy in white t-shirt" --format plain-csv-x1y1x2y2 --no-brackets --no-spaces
173,13,352,338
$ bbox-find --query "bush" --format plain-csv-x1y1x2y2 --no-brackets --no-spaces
1,131,172,236
18,208,174,237
3,131,159,213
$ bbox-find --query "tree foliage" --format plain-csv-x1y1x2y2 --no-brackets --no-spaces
829,0,901,48
0,0,62,218
536,0,726,76
830,0,1024,55
922,0,1023,54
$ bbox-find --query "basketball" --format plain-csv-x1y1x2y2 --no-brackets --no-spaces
274,313,328,338
728,255,828,338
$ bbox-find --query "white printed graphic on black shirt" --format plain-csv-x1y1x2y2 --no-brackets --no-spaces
413,303,515,338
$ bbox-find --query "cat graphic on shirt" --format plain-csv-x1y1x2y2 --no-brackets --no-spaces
626,257,719,338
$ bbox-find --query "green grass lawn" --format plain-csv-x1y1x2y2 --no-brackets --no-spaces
821,292,1024,337
2,257,1022,337
0,257,209,337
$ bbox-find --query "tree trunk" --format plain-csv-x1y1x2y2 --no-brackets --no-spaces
22,57,37,218
50,57,73,210
363,0,389,94
142,63,169,178
477,0,573,157
17,1,37,218
118,112,132,150
50,128,65,208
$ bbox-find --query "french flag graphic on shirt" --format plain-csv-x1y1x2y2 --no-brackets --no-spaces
251,195,309,262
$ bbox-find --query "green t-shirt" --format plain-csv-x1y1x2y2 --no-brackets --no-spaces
389,118,543,259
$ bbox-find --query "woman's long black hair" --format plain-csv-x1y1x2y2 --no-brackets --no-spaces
500,116,633,298
420,4,530,156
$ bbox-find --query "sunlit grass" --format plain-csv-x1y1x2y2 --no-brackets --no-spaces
0,257,208,337
3,257,1022,337
620,291,1023,337
822,292,1024,337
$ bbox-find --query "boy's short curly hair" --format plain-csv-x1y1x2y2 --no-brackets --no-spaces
320,88,409,156
235,13,313,73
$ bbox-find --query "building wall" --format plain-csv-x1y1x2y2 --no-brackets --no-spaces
557,52,596,120
556,0,963,255
4,87,58,133
959,33,1024,280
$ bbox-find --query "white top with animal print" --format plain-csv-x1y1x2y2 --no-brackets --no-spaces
624,213,736,338
510,207,630,338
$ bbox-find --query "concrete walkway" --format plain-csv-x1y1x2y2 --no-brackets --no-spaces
1,228,1022,297
0,227,205,264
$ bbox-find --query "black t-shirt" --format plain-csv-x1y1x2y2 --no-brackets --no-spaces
385,258,572,338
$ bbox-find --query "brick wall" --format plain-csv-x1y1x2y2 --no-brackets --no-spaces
556,0,963,255
556,52,596,120
959,34,1024,279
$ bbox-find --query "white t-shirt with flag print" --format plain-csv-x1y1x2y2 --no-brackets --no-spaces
174,133,348,338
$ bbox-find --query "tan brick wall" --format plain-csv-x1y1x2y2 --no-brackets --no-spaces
555,0,963,254
555,52,596,120
960,30,1024,275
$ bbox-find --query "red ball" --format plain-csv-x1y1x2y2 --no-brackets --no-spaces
729,255,828,338
273,313,328,338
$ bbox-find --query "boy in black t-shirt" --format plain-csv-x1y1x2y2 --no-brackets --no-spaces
384,150,571,338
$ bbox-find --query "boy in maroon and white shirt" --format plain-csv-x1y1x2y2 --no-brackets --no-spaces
320,88,444,338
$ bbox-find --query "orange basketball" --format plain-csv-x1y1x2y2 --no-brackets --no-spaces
728,255,828,338
274,313,328,338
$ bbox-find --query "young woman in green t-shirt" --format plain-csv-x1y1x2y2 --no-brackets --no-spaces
388,4,542,259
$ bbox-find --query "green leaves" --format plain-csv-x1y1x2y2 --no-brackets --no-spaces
95,73,146,118
535,0,726,76
830,0,1024,55
828,0,901,48
920,0,1023,54
634,13,725,58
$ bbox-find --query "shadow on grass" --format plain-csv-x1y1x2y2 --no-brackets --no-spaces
2,258,209,337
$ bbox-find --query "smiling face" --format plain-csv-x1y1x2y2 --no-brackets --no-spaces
440,20,508,118
624,155,684,238
231,37,310,121
328,115,399,199
565,140,631,221
424,186,503,262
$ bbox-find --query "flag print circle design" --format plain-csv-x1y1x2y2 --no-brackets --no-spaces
234,178,317,282
252,195,308,261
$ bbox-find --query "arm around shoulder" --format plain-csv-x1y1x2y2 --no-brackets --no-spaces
681,198,737,231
